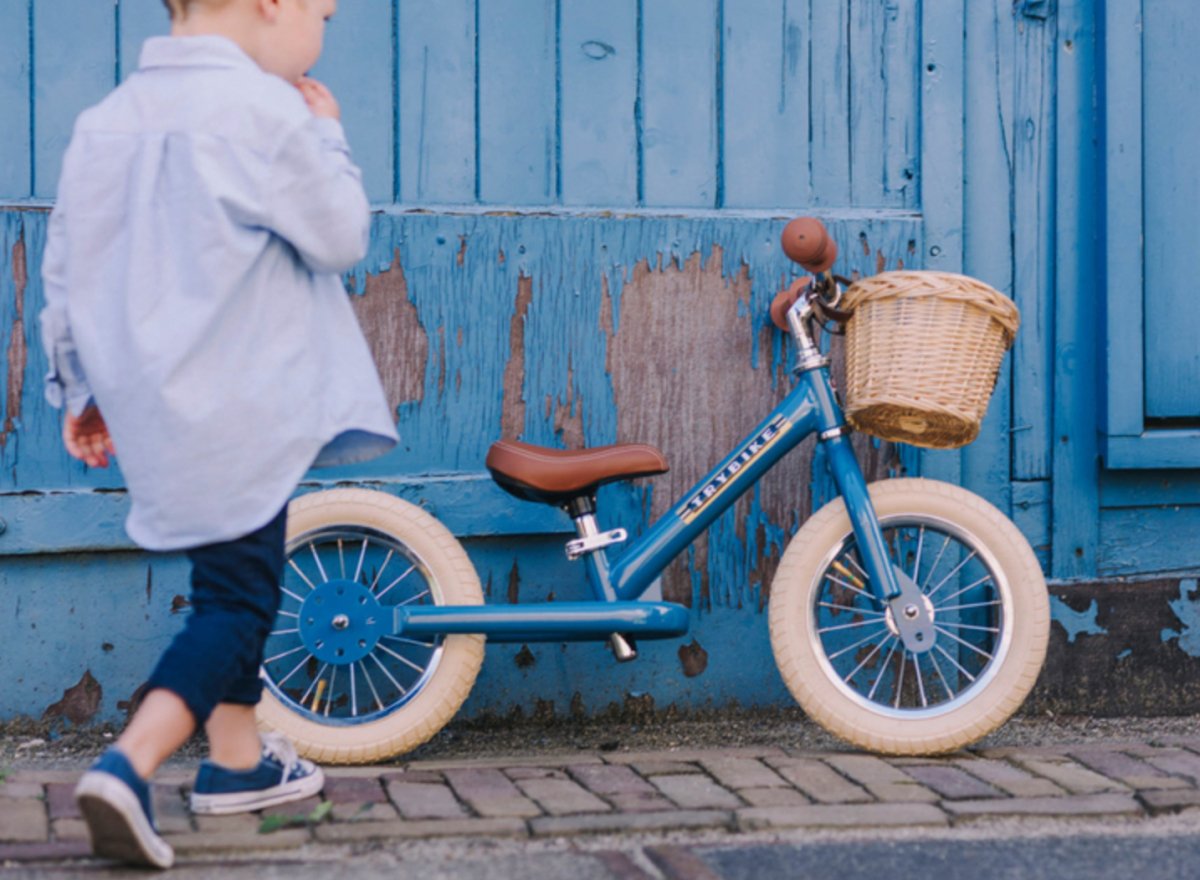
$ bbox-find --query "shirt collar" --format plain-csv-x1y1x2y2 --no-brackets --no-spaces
138,35,260,73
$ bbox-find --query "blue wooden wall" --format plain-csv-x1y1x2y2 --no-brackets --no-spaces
1,0,1197,725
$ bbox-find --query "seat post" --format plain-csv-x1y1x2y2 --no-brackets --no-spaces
562,497,637,660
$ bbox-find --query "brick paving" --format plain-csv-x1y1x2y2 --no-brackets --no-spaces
9,739,1200,865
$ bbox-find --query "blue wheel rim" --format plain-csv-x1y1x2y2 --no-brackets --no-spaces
261,525,446,726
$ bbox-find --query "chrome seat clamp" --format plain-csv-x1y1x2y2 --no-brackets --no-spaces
566,528,628,560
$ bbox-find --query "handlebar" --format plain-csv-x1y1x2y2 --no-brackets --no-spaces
780,217,837,274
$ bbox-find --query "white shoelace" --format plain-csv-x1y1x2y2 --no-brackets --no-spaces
260,732,302,784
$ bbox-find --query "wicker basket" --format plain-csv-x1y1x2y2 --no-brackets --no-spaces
840,271,1020,449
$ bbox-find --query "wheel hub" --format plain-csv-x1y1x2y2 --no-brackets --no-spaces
298,579,387,665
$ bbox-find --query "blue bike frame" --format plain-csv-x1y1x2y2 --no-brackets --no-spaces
394,359,904,645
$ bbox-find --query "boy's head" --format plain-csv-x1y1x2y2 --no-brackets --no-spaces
163,0,336,84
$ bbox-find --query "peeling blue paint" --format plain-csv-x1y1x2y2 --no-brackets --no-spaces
1117,648,1132,661
1161,579,1200,657
1049,596,1107,643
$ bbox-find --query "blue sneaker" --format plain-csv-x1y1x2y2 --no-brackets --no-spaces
189,732,324,815
75,748,174,869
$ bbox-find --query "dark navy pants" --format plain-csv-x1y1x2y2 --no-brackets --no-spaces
145,508,287,728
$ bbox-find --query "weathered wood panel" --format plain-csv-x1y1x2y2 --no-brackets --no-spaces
310,1,395,204
1142,1,1200,419
397,0,477,203
32,1,116,199
0,2,31,199
560,2,638,206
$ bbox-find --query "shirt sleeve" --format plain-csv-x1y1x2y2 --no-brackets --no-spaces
265,116,371,276
38,198,94,417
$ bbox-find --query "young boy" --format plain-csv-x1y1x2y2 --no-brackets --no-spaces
39,0,398,868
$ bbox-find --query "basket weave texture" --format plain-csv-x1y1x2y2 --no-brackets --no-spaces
841,271,1019,449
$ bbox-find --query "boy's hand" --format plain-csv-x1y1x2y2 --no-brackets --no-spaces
64,405,115,468
296,77,341,120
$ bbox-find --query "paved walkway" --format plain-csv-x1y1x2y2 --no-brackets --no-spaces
6,737,1200,868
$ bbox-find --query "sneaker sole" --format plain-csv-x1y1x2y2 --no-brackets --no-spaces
189,765,325,815
75,772,174,869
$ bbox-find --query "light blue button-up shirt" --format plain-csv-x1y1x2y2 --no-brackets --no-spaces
39,36,398,551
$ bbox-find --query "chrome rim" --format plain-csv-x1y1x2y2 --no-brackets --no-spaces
808,513,1013,720
261,525,445,725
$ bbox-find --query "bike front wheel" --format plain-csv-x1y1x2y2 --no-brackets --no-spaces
256,488,485,764
769,478,1049,755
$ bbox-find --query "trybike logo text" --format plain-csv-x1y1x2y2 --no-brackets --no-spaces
679,415,791,524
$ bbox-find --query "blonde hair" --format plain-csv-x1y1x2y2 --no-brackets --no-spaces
161,0,237,20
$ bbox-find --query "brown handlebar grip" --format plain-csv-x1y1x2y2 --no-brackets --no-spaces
781,217,837,274
770,277,811,330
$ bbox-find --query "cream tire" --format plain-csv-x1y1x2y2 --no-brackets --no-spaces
769,478,1048,754
256,488,484,764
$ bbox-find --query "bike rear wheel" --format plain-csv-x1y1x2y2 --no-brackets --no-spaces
256,488,484,764
769,478,1048,754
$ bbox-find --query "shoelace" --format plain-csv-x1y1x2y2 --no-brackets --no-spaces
260,732,302,785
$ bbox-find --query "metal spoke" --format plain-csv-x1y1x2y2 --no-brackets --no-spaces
300,663,330,704
935,600,1002,613
926,550,979,600
824,572,876,603
914,652,929,708
927,649,957,700
842,634,894,686
817,618,889,636
919,534,953,593
276,652,315,687
358,660,384,713
353,538,369,584
265,644,307,665
397,589,431,607
325,666,337,717
376,564,417,600
287,560,317,592
309,542,330,583
281,587,306,605
935,625,995,661
817,601,886,616
382,635,438,649
936,621,1001,634
893,650,907,709
846,551,871,582
269,628,299,637
934,573,995,608
827,626,892,662
368,549,395,592
277,610,299,619
349,663,358,717
867,638,902,701
935,644,977,684
338,539,346,580
911,525,926,583
377,642,428,675
368,652,408,696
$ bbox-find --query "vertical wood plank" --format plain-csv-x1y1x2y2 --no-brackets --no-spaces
917,0,964,485
560,2,638,206
1012,8,1056,479
398,0,476,204
721,0,809,209
641,0,719,207
0,1,31,199
882,0,920,209
33,1,117,199
1142,0,1200,417
849,0,886,206
961,0,1015,512
809,0,850,206
118,0,168,82
310,0,394,203
477,0,557,205
1102,0,1143,437
1052,0,1103,577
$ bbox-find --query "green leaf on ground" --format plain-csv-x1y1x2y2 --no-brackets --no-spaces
257,799,334,834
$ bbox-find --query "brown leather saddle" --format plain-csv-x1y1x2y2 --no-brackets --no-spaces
486,439,669,506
